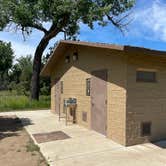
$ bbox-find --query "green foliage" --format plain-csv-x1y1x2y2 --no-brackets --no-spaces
17,55,33,82
0,40,14,76
0,40,14,90
8,55,33,95
15,81,30,96
17,55,33,94
0,91,50,112
9,64,22,84
0,0,135,37
26,139,40,152
40,83,50,96
2,53,50,96
0,41,13,72
0,1,10,30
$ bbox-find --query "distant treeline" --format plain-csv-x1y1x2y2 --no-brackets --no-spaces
0,40,50,96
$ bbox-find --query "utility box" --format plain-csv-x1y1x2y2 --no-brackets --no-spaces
68,98,77,105
67,98,77,124
63,99,69,107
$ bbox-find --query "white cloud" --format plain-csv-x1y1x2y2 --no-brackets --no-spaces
11,41,36,58
133,0,166,42
1,37,36,59
0,30,64,61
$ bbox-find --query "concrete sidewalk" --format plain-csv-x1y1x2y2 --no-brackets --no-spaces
1,110,166,166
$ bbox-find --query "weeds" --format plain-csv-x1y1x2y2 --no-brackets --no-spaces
0,91,50,112
26,139,40,152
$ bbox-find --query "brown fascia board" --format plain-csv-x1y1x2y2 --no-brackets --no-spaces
124,46,166,57
60,40,124,51
40,40,166,76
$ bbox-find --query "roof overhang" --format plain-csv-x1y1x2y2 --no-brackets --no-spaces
41,40,166,76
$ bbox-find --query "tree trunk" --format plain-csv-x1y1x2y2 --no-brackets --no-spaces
31,25,60,100
30,36,49,100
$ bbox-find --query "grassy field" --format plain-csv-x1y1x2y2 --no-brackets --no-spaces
0,91,50,112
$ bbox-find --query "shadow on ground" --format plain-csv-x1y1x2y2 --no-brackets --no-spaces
154,140,166,149
0,116,33,140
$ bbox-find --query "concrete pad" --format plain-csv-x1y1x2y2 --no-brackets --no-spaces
1,110,166,166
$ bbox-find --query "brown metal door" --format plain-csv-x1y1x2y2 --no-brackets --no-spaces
55,79,61,114
91,69,107,135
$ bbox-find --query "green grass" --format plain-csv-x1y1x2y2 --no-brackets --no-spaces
26,139,40,152
0,91,50,112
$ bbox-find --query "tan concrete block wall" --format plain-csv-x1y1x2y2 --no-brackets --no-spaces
50,46,127,145
126,54,166,146
51,79,56,113
60,66,91,128
107,60,127,145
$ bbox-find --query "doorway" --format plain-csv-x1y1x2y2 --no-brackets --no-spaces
91,69,108,135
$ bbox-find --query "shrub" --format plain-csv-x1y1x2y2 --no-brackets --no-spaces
40,83,50,96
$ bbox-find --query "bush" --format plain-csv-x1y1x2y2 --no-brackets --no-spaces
15,82,30,96
40,83,50,96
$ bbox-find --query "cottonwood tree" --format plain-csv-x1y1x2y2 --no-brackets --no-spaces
0,0,135,100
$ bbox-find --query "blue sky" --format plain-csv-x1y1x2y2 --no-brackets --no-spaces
0,0,166,59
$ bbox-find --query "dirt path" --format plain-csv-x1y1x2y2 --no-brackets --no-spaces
0,116,48,166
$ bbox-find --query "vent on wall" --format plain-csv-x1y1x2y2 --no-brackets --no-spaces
73,52,78,61
82,112,87,122
141,122,151,136
65,55,70,63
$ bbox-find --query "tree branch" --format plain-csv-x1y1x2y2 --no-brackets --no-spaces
107,12,132,34
30,23,48,34
46,14,70,40
20,22,48,34
45,23,60,40
107,15,124,33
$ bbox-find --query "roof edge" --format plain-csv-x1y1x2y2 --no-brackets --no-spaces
41,40,166,77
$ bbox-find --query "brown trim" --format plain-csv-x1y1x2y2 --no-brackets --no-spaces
136,70,157,83
60,81,63,94
86,78,91,96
